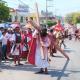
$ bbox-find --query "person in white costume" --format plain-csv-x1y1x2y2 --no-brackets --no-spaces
28,20,51,74
28,20,69,74
10,26,22,66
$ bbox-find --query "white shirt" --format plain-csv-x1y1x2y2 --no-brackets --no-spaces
0,35,8,46
10,33,16,41
6,33,12,41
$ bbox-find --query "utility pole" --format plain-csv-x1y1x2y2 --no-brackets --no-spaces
46,0,54,27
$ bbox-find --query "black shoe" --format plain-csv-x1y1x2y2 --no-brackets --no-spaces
35,70,44,74
2,58,5,60
49,58,51,62
51,55,56,57
14,64,18,66
18,63,23,65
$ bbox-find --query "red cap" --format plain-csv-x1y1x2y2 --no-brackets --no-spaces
15,26,19,28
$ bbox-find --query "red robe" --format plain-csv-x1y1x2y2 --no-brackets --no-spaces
28,38,36,65
7,40,11,56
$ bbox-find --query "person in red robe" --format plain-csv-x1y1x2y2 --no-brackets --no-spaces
27,20,41,65
55,20,64,31
27,28,36,65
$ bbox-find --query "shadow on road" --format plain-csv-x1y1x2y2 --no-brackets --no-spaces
49,60,70,80
52,56,64,58
64,47,75,53
0,62,39,72
67,70,80,73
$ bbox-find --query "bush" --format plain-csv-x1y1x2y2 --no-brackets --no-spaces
47,20,57,27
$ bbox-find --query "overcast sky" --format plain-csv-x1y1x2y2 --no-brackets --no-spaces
4,0,80,16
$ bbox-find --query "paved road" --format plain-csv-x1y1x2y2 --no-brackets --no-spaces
0,39,80,80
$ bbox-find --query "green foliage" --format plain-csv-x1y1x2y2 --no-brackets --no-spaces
46,20,57,27
65,12,80,24
0,0,10,23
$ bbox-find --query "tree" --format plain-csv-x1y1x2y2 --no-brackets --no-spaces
0,0,10,23
65,12,80,24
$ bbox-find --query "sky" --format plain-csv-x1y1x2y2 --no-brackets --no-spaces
4,0,80,16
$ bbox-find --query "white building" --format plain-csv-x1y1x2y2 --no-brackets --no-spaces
9,4,29,26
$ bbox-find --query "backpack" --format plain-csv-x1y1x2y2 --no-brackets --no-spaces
15,33,21,43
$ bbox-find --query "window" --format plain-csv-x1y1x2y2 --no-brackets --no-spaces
8,15,12,22
15,16,18,22
26,17,28,21
20,16,23,22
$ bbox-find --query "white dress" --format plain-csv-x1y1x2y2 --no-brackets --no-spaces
10,34,20,56
33,30,50,68
11,44,20,55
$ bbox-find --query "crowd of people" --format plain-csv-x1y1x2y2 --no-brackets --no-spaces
0,20,70,74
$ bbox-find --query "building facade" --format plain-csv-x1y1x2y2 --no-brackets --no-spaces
9,4,29,26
